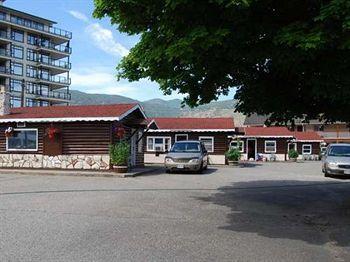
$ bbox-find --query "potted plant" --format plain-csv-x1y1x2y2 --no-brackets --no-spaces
226,148,242,166
288,149,299,162
109,141,130,173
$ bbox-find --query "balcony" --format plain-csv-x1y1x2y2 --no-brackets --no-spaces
37,42,72,55
28,73,71,86
0,30,10,42
0,66,11,75
38,58,71,70
0,13,72,40
26,88,71,101
0,48,10,59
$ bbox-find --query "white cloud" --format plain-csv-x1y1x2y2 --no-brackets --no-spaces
70,67,184,100
70,69,136,95
68,9,129,57
68,10,89,23
85,23,129,57
70,71,116,87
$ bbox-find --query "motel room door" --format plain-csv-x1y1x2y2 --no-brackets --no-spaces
247,139,256,160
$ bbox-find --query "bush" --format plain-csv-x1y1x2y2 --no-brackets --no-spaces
288,149,299,159
109,141,130,166
226,148,242,161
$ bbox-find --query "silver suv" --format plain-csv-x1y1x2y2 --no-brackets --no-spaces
322,143,350,177
165,140,209,173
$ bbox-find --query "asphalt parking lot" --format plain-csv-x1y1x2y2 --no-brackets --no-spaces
1,162,350,262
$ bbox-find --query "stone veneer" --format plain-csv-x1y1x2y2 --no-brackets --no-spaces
0,154,110,170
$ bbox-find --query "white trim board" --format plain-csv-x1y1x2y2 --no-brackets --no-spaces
148,129,236,133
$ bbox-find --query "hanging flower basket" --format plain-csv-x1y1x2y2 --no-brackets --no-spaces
45,125,61,140
4,127,13,138
114,126,126,139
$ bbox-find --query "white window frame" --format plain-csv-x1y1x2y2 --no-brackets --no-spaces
146,136,171,152
199,136,214,153
302,144,312,155
264,140,277,153
175,134,188,142
230,140,244,152
6,128,38,152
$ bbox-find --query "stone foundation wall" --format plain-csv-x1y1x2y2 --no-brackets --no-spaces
0,154,110,170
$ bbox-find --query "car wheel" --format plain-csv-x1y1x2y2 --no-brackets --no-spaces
196,163,204,174
324,171,331,178
203,162,208,170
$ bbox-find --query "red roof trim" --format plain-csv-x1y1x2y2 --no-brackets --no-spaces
0,103,146,123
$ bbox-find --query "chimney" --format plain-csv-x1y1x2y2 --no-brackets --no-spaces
0,84,10,115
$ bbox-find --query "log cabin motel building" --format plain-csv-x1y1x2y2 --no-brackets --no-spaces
145,120,324,164
145,118,238,165
0,97,148,170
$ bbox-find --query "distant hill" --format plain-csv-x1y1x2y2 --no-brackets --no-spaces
70,90,246,125
70,90,137,105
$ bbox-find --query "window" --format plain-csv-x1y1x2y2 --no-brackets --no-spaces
27,49,39,61
302,144,312,155
40,69,49,80
10,79,22,92
6,129,38,151
11,62,23,76
26,65,37,78
26,82,39,95
11,45,23,59
41,85,49,96
265,140,277,153
27,34,39,45
147,137,171,152
175,134,188,142
26,98,41,107
199,137,214,153
230,140,244,152
11,29,24,42
10,96,21,108
0,12,6,20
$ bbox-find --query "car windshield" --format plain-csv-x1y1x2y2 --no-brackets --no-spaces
170,142,201,153
328,146,350,157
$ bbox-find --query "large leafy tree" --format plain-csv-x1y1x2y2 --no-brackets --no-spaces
94,0,350,123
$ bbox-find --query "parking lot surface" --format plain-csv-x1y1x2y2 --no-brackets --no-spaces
1,162,350,262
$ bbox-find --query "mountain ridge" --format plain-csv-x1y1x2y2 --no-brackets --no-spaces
70,90,246,125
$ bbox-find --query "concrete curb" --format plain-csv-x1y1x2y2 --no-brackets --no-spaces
0,167,162,178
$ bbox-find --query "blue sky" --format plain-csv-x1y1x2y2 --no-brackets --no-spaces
5,0,233,102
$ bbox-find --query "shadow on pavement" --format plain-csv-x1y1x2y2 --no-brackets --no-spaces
167,167,219,175
196,180,350,247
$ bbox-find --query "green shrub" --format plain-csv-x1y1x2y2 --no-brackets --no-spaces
226,148,242,161
109,141,130,166
288,149,299,159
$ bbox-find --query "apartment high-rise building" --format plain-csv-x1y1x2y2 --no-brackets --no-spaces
0,0,71,107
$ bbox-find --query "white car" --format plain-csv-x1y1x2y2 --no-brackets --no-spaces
322,144,350,177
